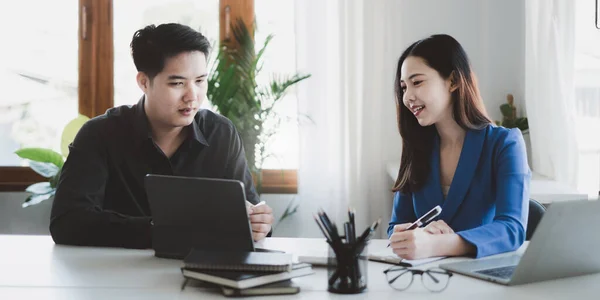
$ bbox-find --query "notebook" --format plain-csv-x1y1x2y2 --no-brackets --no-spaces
183,249,293,272
367,248,446,266
221,280,300,297
182,263,314,290
298,255,328,266
297,248,329,266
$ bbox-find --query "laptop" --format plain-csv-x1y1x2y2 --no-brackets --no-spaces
144,174,256,259
440,199,600,285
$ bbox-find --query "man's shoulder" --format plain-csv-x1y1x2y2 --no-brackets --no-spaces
105,104,137,123
195,109,237,135
77,105,136,138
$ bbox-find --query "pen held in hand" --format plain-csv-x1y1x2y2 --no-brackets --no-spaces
387,205,442,248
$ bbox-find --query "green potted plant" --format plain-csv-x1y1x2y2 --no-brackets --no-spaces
207,19,310,229
207,19,310,190
496,94,529,132
14,115,89,207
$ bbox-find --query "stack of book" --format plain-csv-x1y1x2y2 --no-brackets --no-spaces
181,249,314,296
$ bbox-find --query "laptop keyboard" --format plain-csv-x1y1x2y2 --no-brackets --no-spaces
475,265,516,279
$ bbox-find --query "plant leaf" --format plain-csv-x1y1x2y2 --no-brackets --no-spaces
500,103,513,118
25,182,53,194
28,161,60,178
30,162,59,178
15,148,64,168
49,170,61,189
61,115,90,157
22,190,55,208
273,196,299,230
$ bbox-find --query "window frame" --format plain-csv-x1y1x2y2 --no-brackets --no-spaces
0,0,297,194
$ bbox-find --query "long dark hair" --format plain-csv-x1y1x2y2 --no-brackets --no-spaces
393,34,491,194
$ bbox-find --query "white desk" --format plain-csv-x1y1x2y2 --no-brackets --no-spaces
0,235,598,299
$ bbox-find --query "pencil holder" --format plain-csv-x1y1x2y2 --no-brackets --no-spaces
327,241,368,294
314,208,379,294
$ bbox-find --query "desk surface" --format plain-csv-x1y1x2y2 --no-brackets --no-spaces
0,235,597,299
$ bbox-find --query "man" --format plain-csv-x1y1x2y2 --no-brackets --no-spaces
50,23,274,249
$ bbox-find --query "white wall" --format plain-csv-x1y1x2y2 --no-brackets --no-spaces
391,0,526,122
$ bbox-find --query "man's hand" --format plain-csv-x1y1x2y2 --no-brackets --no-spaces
247,202,274,241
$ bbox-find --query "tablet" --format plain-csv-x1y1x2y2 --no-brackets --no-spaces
144,174,255,259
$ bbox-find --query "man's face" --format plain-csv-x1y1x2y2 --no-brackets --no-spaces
137,51,208,129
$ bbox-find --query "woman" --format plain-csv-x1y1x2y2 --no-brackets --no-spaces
388,34,530,259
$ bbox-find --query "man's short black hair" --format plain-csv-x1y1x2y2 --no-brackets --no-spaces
130,23,211,80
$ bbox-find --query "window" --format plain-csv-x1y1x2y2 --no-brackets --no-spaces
255,0,299,170
1,0,298,193
0,0,79,166
574,0,600,196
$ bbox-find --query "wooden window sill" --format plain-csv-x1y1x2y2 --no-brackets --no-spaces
0,167,298,194
259,169,297,194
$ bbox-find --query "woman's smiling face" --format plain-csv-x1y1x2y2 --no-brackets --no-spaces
400,56,455,127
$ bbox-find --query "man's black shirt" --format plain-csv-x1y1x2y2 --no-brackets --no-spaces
50,98,259,248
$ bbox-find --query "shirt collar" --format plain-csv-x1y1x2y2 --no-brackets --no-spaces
133,96,209,147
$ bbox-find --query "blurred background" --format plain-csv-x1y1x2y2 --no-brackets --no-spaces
0,0,599,238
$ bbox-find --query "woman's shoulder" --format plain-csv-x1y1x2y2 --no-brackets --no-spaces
478,124,527,162
481,124,525,145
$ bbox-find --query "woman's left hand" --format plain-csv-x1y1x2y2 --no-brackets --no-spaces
423,220,454,235
389,228,439,260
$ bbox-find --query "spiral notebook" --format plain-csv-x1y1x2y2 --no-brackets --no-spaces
183,249,293,272
182,263,313,290
221,280,300,297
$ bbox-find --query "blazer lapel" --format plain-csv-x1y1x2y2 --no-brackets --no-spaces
415,136,445,217
438,127,486,223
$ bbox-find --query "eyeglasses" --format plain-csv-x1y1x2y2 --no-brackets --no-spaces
383,265,453,292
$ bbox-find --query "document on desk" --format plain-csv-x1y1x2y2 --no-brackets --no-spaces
298,248,445,267
367,247,446,267
297,249,329,266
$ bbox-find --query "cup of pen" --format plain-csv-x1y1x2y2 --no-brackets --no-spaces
314,208,380,294
326,238,368,294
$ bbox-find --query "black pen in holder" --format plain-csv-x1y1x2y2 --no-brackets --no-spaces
314,209,380,294
327,239,368,294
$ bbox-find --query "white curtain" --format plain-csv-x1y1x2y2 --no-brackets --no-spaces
283,0,399,238
525,0,579,189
